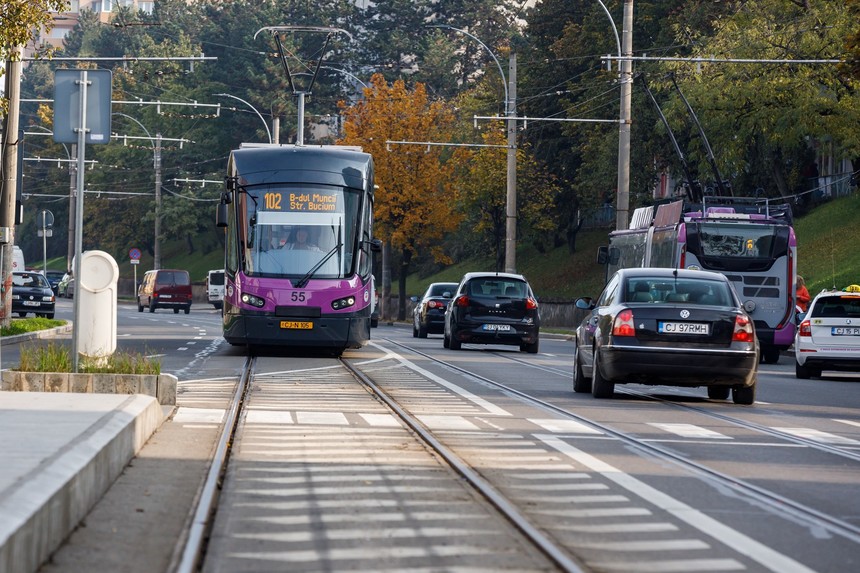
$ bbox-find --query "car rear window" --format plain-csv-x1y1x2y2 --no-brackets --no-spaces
468,279,527,298
13,273,49,288
428,284,456,297
810,296,860,318
625,278,732,306
156,271,190,286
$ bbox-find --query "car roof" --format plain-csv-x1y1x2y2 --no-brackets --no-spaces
615,267,729,282
460,272,528,282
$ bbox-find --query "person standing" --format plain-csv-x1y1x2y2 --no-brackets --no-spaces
796,275,811,313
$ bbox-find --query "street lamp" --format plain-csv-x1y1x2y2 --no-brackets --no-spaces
429,24,518,273
112,112,163,269
214,93,273,144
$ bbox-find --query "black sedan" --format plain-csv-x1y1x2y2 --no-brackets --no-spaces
444,272,540,353
12,271,56,319
573,268,758,404
45,270,66,295
412,282,458,338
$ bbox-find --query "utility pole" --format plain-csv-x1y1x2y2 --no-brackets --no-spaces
615,0,634,231
154,133,162,269
1,47,23,328
67,144,77,272
504,51,518,274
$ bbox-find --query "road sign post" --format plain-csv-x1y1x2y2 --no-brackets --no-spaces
129,248,141,300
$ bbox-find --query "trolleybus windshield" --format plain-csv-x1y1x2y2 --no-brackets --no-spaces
241,183,360,279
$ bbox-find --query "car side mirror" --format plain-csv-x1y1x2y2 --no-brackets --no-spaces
575,297,595,310
410,296,418,302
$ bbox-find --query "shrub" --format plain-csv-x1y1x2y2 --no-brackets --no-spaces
16,342,161,375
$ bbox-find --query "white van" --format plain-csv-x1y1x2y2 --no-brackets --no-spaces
12,245,25,272
207,269,225,309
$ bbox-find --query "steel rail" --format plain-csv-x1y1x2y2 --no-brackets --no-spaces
339,358,588,573
482,347,860,464
380,338,860,544
174,355,255,573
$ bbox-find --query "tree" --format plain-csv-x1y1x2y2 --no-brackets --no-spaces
339,74,461,319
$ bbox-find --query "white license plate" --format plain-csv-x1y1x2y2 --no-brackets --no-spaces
659,321,709,335
832,327,860,336
483,324,511,331
160,294,172,299
23,301,40,307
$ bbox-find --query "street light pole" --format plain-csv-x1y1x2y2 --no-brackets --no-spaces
428,24,517,272
616,0,633,231
214,93,272,144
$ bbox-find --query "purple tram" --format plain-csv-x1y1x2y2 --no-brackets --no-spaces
216,144,380,353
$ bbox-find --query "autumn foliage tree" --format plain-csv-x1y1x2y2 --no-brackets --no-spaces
339,74,461,319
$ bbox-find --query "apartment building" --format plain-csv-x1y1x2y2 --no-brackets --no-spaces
38,0,155,51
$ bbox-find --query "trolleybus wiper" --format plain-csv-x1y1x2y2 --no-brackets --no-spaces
294,242,342,288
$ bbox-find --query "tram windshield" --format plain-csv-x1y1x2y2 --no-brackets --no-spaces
239,184,361,279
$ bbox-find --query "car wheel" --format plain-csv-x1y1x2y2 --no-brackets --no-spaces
412,319,418,338
707,386,731,400
184,307,190,315
449,330,461,350
443,330,450,348
591,349,614,399
761,346,780,364
417,322,428,338
45,313,55,320
137,299,144,313
16,312,27,318
149,301,156,313
520,339,539,354
173,308,180,314
732,381,756,405
795,361,820,379
572,346,592,393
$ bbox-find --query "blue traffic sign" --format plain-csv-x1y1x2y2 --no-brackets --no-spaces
129,248,142,260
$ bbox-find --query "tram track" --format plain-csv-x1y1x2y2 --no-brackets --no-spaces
379,337,860,545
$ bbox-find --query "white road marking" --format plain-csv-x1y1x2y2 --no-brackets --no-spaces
416,415,479,430
172,407,225,424
774,427,860,445
833,418,860,429
295,411,349,425
359,413,403,427
590,558,744,572
537,434,817,573
529,418,603,434
245,410,294,424
649,423,731,440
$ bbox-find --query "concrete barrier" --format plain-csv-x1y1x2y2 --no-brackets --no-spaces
1,371,177,405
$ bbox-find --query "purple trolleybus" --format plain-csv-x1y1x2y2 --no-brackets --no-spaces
216,144,380,354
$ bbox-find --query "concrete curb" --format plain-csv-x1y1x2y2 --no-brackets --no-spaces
0,393,165,573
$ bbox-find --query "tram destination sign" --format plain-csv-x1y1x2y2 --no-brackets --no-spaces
263,189,341,213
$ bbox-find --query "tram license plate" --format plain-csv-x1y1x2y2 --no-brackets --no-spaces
281,321,313,330
482,324,511,331
832,327,860,336
659,321,709,335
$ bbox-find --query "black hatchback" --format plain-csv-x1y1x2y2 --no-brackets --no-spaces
12,271,56,319
412,282,458,338
443,272,540,353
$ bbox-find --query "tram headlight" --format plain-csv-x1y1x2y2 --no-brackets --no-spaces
241,293,266,308
331,296,356,310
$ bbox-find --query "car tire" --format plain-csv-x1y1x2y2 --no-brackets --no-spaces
707,386,731,400
795,361,820,379
520,339,539,354
16,312,27,318
149,301,156,313
417,323,428,338
184,306,190,315
732,381,756,405
138,299,144,313
412,320,418,338
572,346,592,393
591,349,614,399
174,308,180,314
443,330,450,348
449,331,461,350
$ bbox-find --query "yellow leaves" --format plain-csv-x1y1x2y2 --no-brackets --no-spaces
339,74,461,259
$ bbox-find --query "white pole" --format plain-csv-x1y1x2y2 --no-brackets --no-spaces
72,70,89,372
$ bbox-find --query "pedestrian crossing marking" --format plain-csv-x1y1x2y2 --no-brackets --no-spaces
528,418,602,434
649,423,731,440
774,427,860,445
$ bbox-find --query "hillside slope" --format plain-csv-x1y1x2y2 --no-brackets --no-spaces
406,193,860,300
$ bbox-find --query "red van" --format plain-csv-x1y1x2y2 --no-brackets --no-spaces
137,269,193,314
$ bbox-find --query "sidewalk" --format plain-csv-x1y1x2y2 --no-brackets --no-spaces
0,392,166,573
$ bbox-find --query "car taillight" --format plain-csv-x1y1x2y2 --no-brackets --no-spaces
798,319,812,337
455,295,469,307
612,309,635,337
732,314,754,343
428,300,443,309
525,297,538,310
